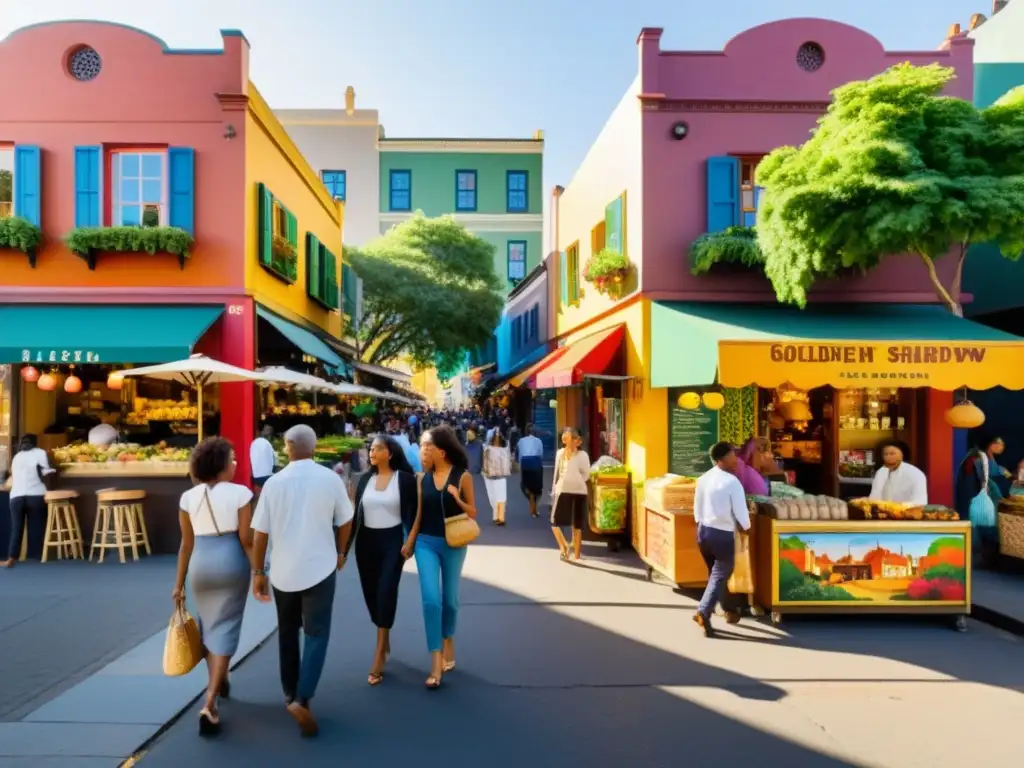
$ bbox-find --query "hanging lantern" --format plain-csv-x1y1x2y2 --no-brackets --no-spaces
678,391,701,410
64,374,83,394
548,399,558,409
945,400,985,429
37,373,57,392
21,366,39,383
107,371,124,391
702,392,725,411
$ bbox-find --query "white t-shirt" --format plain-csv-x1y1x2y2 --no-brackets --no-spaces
362,472,402,529
250,437,276,478
252,459,354,592
179,482,253,537
694,465,751,533
869,462,928,506
88,423,118,447
10,448,55,499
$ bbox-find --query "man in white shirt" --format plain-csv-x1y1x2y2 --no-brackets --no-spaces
692,442,751,636
3,435,56,567
250,424,354,736
249,425,277,490
869,441,928,506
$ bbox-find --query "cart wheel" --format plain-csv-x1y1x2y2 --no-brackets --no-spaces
954,616,968,633
607,539,621,553
770,611,783,626
750,605,766,617
645,566,654,582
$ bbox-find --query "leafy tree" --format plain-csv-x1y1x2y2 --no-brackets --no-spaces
0,170,11,203
689,226,763,274
346,213,504,367
756,63,1024,315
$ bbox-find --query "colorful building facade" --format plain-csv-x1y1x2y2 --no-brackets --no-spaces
0,21,347,482
520,19,1008,506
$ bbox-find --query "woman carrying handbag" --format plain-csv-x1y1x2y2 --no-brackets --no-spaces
416,426,478,689
483,430,512,526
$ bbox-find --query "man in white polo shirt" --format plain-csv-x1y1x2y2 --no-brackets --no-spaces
251,424,354,736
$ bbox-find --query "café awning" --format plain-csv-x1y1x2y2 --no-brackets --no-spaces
533,325,625,389
256,305,344,370
0,304,223,364
651,302,1024,392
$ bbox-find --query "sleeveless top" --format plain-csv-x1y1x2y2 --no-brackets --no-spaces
420,468,466,538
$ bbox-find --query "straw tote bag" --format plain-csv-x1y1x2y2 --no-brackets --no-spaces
442,471,480,548
162,598,203,676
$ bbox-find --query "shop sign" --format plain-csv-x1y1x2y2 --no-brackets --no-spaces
22,349,101,364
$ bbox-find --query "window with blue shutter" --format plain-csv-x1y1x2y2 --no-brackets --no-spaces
706,156,739,233
168,147,195,235
605,194,625,255
455,170,477,211
507,171,528,213
13,145,41,227
322,170,346,201
389,170,411,211
74,146,102,228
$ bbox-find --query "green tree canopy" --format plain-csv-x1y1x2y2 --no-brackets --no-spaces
756,63,1024,315
347,213,504,367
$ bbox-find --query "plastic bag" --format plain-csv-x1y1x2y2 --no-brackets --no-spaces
728,531,754,594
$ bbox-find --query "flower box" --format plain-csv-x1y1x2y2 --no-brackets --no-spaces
65,226,194,270
0,216,43,267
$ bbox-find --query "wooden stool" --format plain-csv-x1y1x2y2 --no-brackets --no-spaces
41,491,84,562
91,490,151,563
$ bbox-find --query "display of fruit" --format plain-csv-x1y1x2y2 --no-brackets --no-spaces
847,498,958,521
125,398,198,425
54,441,191,465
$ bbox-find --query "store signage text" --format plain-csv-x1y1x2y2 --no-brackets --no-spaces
22,349,101,363
768,344,987,365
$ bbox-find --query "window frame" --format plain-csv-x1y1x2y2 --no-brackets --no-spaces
455,169,477,212
566,241,581,307
111,150,168,228
507,239,527,284
736,155,765,215
591,220,606,257
506,170,528,213
389,169,412,212
321,169,347,202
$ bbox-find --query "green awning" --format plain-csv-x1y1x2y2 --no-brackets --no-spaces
256,306,344,369
651,302,1023,389
0,305,223,365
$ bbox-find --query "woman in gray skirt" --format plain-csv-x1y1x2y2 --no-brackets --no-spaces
173,437,254,735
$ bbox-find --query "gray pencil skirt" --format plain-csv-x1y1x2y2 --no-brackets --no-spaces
189,534,250,657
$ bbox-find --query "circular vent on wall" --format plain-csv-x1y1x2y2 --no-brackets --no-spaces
796,42,825,73
68,46,102,81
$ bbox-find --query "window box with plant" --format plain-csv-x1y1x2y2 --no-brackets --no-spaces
583,248,632,298
66,225,194,270
259,182,298,283
689,225,764,275
0,216,44,267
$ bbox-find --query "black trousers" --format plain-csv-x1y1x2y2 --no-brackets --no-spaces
355,525,405,629
7,495,45,560
273,572,336,704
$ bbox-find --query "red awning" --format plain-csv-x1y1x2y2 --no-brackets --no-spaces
533,325,625,389
509,346,570,389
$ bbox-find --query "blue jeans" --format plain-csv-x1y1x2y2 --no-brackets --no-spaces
415,534,468,653
696,525,736,617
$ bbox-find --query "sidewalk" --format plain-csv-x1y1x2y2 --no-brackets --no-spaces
135,475,1024,768
972,567,1024,632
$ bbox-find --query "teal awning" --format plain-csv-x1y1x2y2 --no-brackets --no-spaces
256,306,344,369
651,302,1022,389
0,305,223,365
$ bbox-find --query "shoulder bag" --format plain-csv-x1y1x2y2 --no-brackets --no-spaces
442,469,480,548
201,486,224,537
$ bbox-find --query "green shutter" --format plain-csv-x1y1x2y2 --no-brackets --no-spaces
327,251,340,310
258,183,273,266
286,209,298,246
605,195,624,256
307,233,322,300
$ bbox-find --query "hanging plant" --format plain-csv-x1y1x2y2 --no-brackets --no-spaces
270,234,298,282
689,226,764,275
66,225,194,270
583,248,632,297
0,216,44,267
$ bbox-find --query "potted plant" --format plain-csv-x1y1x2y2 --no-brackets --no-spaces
0,216,44,267
270,234,298,282
583,248,632,297
66,225,194,270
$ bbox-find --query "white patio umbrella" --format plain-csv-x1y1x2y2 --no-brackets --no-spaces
257,367,336,392
116,354,268,441
332,382,383,398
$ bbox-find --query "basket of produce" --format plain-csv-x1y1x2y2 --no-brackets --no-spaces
998,498,1024,559
591,483,628,534
645,474,696,512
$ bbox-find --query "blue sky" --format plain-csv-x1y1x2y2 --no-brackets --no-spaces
0,0,987,199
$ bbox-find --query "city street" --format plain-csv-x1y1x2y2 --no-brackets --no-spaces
132,476,1024,768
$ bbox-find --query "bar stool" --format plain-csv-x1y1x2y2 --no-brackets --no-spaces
90,490,151,563
41,491,84,561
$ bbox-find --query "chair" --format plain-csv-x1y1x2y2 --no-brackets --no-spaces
41,490,85,562
90,490,151,563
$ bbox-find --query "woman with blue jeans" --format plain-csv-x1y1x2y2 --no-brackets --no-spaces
417,426,477,689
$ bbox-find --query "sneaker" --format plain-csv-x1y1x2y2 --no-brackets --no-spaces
692,611,714,637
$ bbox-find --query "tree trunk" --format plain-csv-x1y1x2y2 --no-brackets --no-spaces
919,253,963,317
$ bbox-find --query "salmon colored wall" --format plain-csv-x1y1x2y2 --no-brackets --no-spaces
244,85,344,338
0,22,249,292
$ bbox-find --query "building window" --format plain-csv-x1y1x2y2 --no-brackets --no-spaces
0,147,12,219
591,220,606,256
529,304,539,341
389,170,411,211
512,316,522,351
566,241,581,307
69,46,102,81
322,170,346,201
114,152,166,227
738,156,763,227
456,170,477,212
508,240,527,283
507,171,528,213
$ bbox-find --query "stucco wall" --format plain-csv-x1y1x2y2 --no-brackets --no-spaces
970,0,1024,63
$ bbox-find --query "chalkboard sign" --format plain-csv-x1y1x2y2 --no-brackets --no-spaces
668,388,720,477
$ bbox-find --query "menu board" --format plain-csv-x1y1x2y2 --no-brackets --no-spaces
668,388,719,477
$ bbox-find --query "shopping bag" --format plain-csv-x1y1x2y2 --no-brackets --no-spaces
728,530,754,594
162,600,203,677
970,492,997,528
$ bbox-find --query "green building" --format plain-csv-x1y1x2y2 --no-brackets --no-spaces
378,134,545,295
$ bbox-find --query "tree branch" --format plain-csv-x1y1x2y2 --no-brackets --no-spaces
918,252,962,316
950,240,969,305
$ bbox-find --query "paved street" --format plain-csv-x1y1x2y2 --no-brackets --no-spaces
134,475,1024,768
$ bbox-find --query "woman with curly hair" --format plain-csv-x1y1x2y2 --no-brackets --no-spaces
173,437,254,735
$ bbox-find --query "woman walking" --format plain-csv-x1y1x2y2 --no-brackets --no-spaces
350,435,421,685
173,437,253,735
417,426,477,689
550,427,591,562
955,435,1010,569
2,434,55,568
483,430,512,525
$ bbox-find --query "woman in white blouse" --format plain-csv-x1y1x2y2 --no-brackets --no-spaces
483,430,512,526
173,437,254,736
550,427,591,562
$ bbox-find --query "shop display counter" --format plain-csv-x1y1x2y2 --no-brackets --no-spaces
641,505,708,587
753,517,971,630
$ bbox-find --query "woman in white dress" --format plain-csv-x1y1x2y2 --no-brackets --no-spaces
483,431,512,525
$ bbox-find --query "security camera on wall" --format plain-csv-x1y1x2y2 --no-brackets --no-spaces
671,121,689,140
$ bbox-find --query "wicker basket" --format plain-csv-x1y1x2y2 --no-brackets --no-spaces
645,476,696,512
998,506,1024,559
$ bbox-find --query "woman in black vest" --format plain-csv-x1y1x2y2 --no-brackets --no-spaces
348,435,421,685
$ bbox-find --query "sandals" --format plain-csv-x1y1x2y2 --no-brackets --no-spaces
198,707,220,736
425,674,442,689
368,672,384,686
443,660,456,673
